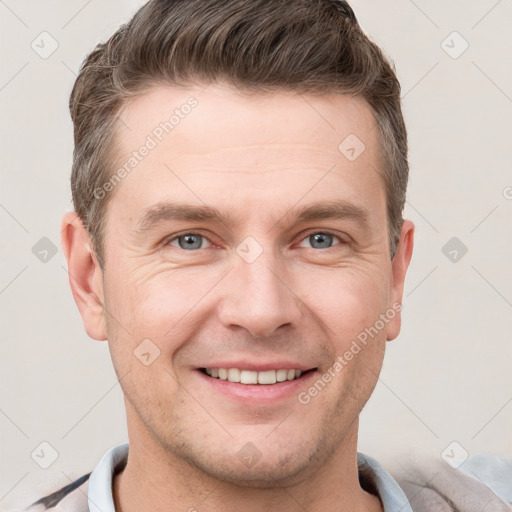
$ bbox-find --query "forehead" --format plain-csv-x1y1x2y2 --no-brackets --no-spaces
116,83,378,156
107,83,385,229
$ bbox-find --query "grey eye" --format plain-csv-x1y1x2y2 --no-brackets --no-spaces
174,234,205,250
307,233,335,249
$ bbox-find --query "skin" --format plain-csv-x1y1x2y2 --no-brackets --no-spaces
62,82,414,512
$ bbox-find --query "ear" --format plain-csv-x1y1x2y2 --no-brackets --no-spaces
61,212,107,341
385,219,414,341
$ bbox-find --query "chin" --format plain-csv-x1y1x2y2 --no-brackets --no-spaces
191,451,317,488
168,431,331,489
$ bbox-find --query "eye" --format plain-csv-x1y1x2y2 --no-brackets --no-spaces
168,233,213,251
298,231,345,250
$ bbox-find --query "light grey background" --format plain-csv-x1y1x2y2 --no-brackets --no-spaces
1,0,511,509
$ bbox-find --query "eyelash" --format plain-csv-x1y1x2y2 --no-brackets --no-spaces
164,230,348,251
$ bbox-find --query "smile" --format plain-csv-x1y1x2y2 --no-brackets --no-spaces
200,368,309,384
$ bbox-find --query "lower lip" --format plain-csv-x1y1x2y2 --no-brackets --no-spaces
195,369,317,404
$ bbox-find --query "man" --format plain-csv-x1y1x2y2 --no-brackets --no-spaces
28,0,417,510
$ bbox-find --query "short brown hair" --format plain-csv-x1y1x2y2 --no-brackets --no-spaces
69,0,408,269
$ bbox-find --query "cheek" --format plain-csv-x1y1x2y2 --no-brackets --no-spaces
104,253,391,361
296,265,390,347
104,263,225,353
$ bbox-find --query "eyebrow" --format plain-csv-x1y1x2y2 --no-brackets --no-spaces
135,199,370,233
136,202,233,232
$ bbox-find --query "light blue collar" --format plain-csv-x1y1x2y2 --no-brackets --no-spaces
357,452,413,511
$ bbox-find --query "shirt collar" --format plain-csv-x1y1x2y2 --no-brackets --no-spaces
88,442,128,512
357,452,413,511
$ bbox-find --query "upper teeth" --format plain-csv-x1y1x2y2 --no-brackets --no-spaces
204,368,303,385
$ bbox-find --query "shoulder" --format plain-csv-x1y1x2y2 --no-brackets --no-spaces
392,454,512,512
22,473,90,512
21,442,129,512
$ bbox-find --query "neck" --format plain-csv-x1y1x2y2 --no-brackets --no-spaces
113,416,382,512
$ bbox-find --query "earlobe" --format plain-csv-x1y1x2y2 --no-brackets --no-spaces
385,219,415,341
61,212,108,341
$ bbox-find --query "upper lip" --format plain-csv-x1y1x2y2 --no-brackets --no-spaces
196,360,316,372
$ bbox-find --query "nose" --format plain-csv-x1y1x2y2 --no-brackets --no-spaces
217,248,303,338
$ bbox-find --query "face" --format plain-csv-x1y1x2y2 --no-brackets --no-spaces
70,83,413,487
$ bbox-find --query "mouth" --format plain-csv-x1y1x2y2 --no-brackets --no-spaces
198,367,316,385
